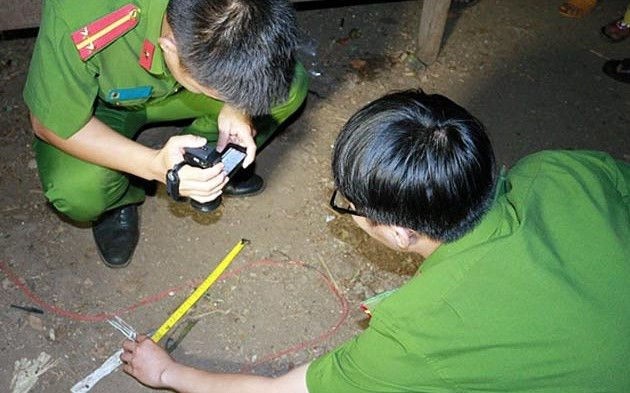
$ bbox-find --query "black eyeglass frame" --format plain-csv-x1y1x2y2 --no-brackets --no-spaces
329,189,366,217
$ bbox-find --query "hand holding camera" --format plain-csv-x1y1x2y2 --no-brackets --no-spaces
166,143,247,212
183,143,247,177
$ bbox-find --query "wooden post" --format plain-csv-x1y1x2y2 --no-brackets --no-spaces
416,0,451,65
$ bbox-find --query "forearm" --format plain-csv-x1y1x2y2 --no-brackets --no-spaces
31,114,164,182
161,362,310,393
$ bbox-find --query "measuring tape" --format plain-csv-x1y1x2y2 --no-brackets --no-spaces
151,238,248,343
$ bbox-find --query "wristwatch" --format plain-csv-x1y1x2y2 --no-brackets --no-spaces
166,161,187,201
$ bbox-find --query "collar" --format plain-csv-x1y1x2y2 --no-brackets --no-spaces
420,166,519,273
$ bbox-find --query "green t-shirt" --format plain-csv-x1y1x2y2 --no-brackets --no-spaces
23,0,178,138
307,150,630,392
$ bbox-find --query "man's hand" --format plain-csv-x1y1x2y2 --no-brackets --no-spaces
121,334,311,393
217,104,257,168
121,335,175,388
155,134,228,203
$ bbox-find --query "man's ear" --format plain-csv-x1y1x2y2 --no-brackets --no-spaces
158,35,178,56
391,226,417,250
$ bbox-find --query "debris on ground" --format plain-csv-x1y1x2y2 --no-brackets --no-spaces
10,352,58,393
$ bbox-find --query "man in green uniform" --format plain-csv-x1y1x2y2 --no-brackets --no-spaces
24,0,308,267
119,90,630,392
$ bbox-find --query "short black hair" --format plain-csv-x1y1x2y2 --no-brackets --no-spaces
332,90,497,242
166,0,298,115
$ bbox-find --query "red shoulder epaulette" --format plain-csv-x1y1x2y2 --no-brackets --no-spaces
71,3,140,61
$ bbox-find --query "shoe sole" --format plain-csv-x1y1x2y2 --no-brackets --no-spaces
223,183,266,198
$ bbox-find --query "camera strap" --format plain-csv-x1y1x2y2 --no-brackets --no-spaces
166,161,187,201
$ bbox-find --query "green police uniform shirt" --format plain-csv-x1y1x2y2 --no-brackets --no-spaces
24,0,177,138
307,150,630,392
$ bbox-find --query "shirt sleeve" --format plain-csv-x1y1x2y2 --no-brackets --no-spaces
23,3,98,138
305,314,442,393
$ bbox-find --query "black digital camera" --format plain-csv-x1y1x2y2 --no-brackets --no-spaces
183,143,247,178
181,143,247,213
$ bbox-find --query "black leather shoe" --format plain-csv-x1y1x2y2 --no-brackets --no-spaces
224,165,265,196
92,204,139,268
190,196,222,212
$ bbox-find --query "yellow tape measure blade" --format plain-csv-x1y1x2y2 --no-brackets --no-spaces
151,239,248,342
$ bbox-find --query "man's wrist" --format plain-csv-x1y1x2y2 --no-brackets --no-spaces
160,362,185,390
165,162,186,200
143,149,168,182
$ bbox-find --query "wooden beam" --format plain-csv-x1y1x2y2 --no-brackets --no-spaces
415,0,451,65
0,0,41,31
1,0,452,67
2,0,324,31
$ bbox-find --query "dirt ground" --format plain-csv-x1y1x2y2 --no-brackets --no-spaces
0,0,628,392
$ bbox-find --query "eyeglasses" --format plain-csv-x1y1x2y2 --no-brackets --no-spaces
329,189,366,217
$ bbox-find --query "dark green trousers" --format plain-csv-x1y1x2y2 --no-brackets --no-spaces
34,64,308,222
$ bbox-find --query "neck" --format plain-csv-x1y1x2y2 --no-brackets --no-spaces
161,15,171,39
410,236,442,259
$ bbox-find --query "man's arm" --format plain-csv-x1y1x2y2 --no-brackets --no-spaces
121,336,310,393
31,114,228,203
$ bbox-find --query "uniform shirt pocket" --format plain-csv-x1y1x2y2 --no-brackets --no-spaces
105,86,153,106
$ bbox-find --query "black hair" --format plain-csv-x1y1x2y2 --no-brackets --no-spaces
166,0,298,115
332,90,497,242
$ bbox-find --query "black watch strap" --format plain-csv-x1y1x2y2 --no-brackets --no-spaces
166,161,187,201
